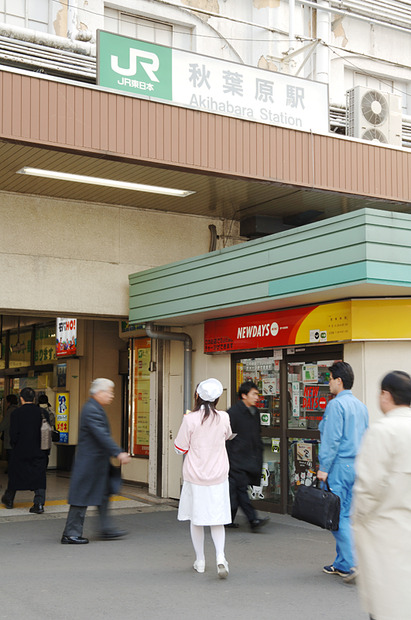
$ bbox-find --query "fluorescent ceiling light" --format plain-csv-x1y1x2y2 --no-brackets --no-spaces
17,167,195,198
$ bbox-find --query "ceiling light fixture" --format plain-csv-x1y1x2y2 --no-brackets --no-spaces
17,167,195,198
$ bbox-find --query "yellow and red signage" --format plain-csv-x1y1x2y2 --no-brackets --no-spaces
204,299,411,353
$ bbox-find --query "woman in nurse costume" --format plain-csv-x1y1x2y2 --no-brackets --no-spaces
174,378,232,578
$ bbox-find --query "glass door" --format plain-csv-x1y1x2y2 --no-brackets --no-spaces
286,348,342,508
232,352,282,510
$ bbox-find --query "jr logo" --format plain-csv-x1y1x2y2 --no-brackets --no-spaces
110,48,160,82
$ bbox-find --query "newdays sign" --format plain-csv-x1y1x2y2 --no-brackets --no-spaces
97,30,329,134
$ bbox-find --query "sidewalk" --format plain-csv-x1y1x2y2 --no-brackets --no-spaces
0,468,178,521
0,479,368,620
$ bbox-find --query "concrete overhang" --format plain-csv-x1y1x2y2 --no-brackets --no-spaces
0,66,410,226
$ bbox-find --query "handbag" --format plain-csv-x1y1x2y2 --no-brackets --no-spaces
109,458,122,495
40,411,52,451
291,478,340,531
52,429,60,443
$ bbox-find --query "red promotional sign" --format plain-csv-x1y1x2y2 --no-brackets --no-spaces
319,397,328,410
204,305,318,353
56,318,77,357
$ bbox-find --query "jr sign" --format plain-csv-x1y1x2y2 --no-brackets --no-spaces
97,30,329,134
97,31,172,100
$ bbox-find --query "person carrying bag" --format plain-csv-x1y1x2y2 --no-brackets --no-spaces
291,477,340,531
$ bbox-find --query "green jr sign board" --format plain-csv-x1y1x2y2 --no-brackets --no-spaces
97,30,172,100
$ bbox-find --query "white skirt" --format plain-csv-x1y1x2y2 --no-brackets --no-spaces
178,479,231,526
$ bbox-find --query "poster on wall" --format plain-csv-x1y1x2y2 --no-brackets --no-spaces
56,318,77,357
56,392,69,443
132,338,151,456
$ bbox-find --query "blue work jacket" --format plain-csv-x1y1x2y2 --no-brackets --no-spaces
318,390,369,474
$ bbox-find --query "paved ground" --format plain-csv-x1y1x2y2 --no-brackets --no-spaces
0,471,367,620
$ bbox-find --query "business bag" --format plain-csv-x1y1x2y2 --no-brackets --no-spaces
291,478,340,531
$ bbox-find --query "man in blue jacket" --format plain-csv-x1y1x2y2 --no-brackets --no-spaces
317,362,368,583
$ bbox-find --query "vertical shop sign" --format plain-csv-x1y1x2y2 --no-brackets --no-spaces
56,392,69,443
132,338,151,456
56,318,77,357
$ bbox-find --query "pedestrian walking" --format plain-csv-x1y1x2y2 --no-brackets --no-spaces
0,394,18,471
1,387,49,514
317,361,368,582
353,370,411,620
174,378,232,578
61,378,130,545
226,381,269,531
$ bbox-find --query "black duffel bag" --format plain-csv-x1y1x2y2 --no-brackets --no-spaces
291,478,340,531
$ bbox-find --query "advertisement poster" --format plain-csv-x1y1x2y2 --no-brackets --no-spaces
132,338,151,456
56,318,77,357
262,378,277,396
56,392,69,443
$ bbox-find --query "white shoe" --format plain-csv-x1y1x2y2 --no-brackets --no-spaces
217,556,229,579
193,560,205,573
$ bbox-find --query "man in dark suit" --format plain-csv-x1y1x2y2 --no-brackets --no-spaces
1,387,49,514
61,378,130,545
226,381,269,531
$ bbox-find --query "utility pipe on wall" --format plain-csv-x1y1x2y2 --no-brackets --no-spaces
145,323,193,415
289,0,295,53
315,0,330,84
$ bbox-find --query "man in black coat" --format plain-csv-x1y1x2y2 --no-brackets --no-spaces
61,378,130,545
226,381,269,531
1,387,49,514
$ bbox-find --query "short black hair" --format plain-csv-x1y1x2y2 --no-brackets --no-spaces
38,394,49,405
20,387,35,403
381,371,411,406
238,381,258,400
6,394,18,405
329,361,354,390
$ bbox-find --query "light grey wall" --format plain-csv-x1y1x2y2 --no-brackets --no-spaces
0,190,232,317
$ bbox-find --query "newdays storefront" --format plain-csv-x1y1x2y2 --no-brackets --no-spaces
129,209,411,512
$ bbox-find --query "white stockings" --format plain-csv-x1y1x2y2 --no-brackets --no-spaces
190,522,226,562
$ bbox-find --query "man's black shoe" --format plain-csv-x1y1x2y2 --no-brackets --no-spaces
250,517,270,531
99,530,128,540
61,535,89,545
29,504,44,514
1,494,13,509
225,522,240,529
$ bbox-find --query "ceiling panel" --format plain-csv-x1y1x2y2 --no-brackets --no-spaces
0,139,409,226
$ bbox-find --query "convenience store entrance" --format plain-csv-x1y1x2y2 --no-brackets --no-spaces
231,345,343,514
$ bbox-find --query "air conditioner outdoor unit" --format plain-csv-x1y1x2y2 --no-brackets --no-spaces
346,86,402,146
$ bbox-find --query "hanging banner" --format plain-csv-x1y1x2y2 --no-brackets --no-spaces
132,338,151,457
97,30,329,134
56,318,77,357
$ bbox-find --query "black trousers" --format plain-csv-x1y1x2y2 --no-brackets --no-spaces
229,475,257,524
3,488,45,505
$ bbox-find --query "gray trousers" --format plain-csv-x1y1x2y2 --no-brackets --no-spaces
63,492,113,536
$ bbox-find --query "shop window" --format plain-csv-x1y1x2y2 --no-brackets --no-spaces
287,361,333,431
35,324,57,366
9,329,31,368
235,355,281,505
130,337,151,457
288,438,319,504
